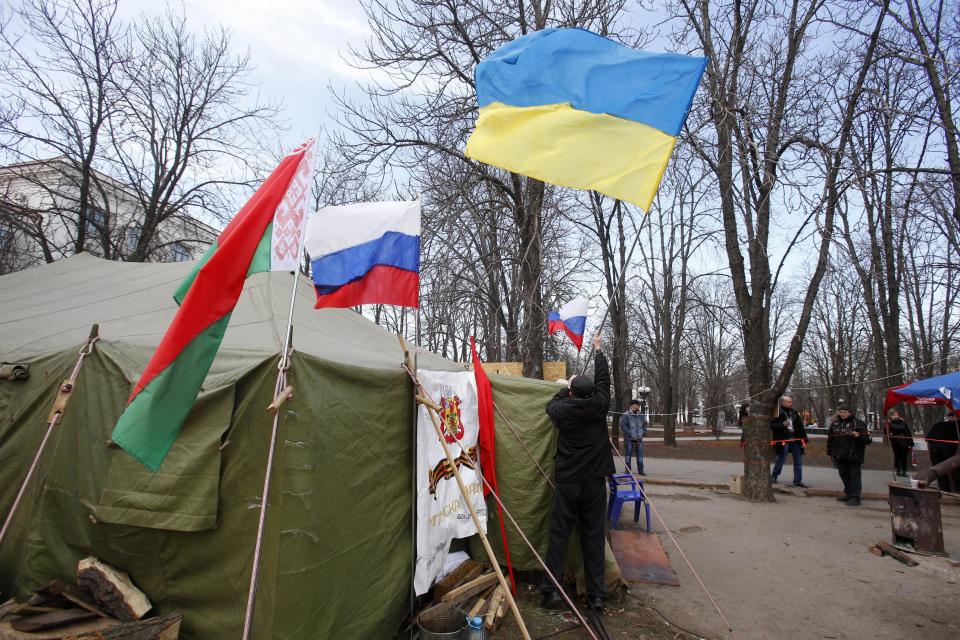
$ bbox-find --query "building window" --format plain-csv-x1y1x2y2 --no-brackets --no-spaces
126,223,141,254
170,242,190,262
84,207,107,236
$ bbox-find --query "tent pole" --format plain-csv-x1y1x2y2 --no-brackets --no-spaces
0,325,99,549
241,241,306,640
410,307,419,638
399,339,531,640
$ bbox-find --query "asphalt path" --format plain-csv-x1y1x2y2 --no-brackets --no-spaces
629,456,901,494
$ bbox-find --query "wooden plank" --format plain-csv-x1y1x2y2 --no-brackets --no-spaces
65,613,183,640
0,618,117,640
432,559,485,603
466,586,497,618
78,557,152,622
11,609,99,632
439,571,498,604
484,587,503,630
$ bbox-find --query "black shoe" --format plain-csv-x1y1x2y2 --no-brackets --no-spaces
846,497,861,507
587,596,605,613
540,592,565,611
793,482,808,488
836,495,851,501
770,476,779,484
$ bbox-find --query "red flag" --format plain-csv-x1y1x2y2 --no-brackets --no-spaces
471,336,516,594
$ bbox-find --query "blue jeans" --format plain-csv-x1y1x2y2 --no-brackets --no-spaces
625,438,644,474
772,441,803,484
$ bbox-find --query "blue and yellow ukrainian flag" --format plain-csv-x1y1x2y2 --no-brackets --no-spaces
465,28,707,210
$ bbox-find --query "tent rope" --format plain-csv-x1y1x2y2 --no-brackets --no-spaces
0,324,99,548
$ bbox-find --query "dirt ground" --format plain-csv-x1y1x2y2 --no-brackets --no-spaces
643,438,931,472
493,487,959,640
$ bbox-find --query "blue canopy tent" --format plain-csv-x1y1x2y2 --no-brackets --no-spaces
885,370,960,415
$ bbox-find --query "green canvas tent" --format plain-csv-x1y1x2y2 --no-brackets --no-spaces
0,253,575,639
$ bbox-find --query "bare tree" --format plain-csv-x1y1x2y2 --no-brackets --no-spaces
333,0,634,377
674,0,890,500
884,0,960,236
630,149,711,446
109,8,280,262
0,0,125,259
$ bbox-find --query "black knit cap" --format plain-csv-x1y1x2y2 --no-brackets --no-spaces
570,375,595,398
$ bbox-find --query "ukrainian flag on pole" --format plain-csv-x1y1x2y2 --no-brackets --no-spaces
465,28,706,210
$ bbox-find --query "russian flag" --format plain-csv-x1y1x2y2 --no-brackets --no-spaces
304,200,420,308
548,297,588,351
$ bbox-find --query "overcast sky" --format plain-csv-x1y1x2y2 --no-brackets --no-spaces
119,0,374,149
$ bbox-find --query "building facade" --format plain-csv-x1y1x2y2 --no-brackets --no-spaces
0,157,216,274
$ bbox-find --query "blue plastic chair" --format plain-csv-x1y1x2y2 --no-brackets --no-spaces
607,473,650,532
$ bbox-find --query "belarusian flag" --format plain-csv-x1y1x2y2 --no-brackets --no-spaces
112,139,315,470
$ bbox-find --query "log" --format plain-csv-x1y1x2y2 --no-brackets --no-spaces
876,541,920,567
37,580,110,618
77,558,152,622
439,572,498,605
433,560,485,603
466,586,497,618
484,587,503,630
0,618,117,640
11,609,99,632
64,613,182,640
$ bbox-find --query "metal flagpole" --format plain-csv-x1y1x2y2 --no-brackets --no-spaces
242,141,315,639
409,304,419,638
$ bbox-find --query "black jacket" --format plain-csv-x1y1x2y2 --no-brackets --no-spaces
827,415,871,463
546,351,614,483
888,419,914,449
771,405,807,452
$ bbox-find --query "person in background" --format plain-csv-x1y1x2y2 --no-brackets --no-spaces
540,334,613,613
738,403,750,448
887,410,913,478
620,399,647,475
926,411,960,492
770,396,808,488
827,405,871,506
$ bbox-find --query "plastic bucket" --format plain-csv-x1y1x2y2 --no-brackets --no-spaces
416,603,466,640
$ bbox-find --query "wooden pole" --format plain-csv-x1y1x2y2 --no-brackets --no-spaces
398,335,530,640
415,392,532,640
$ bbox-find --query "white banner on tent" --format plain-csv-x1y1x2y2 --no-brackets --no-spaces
414,370,486,595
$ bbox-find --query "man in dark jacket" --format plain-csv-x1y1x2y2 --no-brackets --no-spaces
926,412,960,492
827,406,871,506
540,334,613,613
620,399,647,474
887,410,914,478
770,396,808,487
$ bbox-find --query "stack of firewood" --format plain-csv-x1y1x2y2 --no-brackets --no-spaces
431,560,509,632
0,557,181,639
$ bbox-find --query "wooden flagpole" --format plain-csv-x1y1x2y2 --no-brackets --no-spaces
399,338,531,640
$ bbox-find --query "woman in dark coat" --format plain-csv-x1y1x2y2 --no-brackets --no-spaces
887,410,913,477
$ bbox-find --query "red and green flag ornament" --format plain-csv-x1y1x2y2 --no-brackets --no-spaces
111,139,315,470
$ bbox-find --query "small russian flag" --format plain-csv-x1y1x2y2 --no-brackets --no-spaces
304,201,420,308
548,297,588,351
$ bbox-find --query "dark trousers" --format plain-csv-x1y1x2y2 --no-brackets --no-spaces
541,479,607,599
892,446,910,475
625,438,644,474
772,441,803,484
836,459,862,498
929,444,960,492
